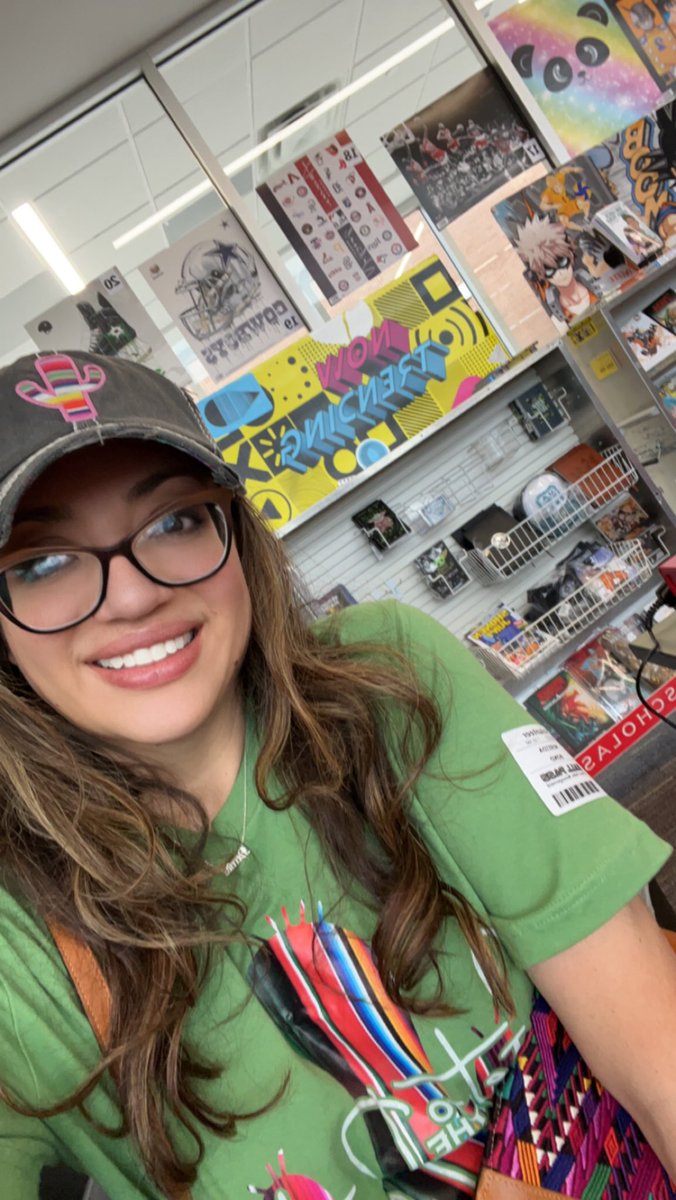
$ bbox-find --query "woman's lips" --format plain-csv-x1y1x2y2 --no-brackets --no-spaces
87,627,202,690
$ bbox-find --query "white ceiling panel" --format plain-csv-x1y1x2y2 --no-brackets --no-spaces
133,119,207,198
0,272,66,360
182,72,252,160
355,0,444,63
0,219,47,298
249,0,341,58
160,20,249,102
36,144,151,252
344,21,441,123
417,46,481,108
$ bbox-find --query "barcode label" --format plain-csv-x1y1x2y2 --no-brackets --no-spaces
502,725,606,816
552,779,600,809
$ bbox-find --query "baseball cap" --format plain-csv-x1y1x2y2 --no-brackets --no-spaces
0,350,243,548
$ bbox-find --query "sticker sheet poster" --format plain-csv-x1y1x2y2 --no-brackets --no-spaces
140,212,303,385
198,258,507,529
488,0,662,157
257,129,417,305
381,67,544,229
24,266,190,387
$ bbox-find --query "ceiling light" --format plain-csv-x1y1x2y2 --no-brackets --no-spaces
113,17,455,249
12,203,85,294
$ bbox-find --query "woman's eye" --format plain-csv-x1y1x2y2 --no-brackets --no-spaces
145,506,205,539
11,553,73,584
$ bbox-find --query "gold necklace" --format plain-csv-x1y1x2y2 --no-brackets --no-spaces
222,742,250,878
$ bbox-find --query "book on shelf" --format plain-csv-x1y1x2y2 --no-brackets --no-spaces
524,670,617,755
592,200,663,265
466,604,549,669
644,288,676,336
619,310,676,370
563,636,639,719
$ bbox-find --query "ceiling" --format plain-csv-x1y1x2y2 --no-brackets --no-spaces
0,0,516,368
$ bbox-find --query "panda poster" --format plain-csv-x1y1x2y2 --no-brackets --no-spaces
489,0,662,156
24,266,190,387
140,212,303,385
381,68,545,229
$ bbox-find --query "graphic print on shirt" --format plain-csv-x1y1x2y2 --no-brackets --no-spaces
247,902,526,1197
248,1148,343,1199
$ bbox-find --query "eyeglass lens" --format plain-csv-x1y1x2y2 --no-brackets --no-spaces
0,501,228,633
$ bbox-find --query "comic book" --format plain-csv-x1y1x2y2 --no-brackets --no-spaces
644,287,676,333
524,670,617,754
413,540,470,599
620,309,676,368
587,100,676,244
381,67,544,229
466,604,549,668
600,622,675,689
491,157,632,331
563,636,639,718
592,495,652,541
592,200,663,263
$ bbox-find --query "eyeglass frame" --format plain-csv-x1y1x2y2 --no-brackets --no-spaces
0,488,234,635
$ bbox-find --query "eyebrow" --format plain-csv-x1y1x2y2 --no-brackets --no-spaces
13,469,209,526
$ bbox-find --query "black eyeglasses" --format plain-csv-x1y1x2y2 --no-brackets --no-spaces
0,492,232,634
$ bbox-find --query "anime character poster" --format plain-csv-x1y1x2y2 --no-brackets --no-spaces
139,212,303,386
608,0,676,87
491,158,633,331
24,267,190,387
380,67,545,228
587,99,676,241
257,129,417,306
488,0,663,156
197,257,508,530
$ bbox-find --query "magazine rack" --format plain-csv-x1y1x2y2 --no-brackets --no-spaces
470,540,653,682
461,445,638,586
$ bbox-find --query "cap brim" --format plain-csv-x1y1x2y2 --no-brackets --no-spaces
0,419,244,548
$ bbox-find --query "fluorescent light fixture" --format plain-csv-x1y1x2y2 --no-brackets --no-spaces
114,17,455,249
12,203,85,294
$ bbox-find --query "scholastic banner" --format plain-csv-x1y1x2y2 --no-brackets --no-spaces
381,67,544,229
257,129,417,305
140,212,303,385
24,266,190,387
488,0,662,157
197,257,508,529
576,676,676,775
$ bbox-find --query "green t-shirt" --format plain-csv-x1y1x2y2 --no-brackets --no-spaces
0,602,670,1199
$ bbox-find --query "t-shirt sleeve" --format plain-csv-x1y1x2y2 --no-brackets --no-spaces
332,601,673,969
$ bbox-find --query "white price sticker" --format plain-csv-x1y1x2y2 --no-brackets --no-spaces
502,725,606,817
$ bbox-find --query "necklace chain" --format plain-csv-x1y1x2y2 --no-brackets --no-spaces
221,742,249,877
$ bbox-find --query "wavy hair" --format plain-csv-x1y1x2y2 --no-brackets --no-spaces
0,491,513,1197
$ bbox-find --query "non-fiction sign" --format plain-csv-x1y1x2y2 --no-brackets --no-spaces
257,129,417,305
198,257,507,529
489,0,662,157
140,212,302,385
25,266,190,387
381,67,544,229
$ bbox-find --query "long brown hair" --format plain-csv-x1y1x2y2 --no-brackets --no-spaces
0,492,512,1196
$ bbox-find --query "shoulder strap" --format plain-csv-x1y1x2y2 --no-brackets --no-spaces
46,916,111,1050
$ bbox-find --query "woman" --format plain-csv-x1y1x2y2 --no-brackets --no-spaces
0,350,675,1200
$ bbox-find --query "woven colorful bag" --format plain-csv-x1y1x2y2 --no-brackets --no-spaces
477,983,676,1200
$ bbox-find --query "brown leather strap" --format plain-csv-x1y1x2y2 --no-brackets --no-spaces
46,917,111,1050
476,1168,566,1200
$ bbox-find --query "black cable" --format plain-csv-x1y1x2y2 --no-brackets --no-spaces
634,602,676,731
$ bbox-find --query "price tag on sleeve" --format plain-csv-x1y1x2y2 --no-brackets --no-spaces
502,725,606,816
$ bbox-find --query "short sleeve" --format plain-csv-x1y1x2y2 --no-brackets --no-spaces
332,601,672,969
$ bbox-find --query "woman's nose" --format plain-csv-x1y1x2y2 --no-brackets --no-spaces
95,552,174,620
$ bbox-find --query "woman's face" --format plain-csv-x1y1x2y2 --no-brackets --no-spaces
0,439,252,753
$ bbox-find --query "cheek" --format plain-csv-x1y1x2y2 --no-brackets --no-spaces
0,618,72,703
201,549,252,656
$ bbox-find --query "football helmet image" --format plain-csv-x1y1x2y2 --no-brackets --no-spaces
175,239,261,340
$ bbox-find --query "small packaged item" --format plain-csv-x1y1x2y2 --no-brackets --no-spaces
310,585,357,619
593,496,652,542
351,500,410,557
510,384,567,440
414,541,470,599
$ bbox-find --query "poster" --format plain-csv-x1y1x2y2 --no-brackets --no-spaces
140,212,303,385
608,0,676,87
488,0,662,156
197,257,508,529
588,99,676,241
24,266,189,387
257,129,417,305
491,157,633,332
380,67,545,228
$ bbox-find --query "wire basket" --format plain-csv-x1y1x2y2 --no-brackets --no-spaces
462,445,638,586
469,540,653,682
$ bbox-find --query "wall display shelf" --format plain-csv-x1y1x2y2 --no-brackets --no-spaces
469,542,653,685
461,445,637,587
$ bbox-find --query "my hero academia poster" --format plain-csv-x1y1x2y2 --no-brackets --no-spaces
489,0,662,156
380,68,545,229
139,211,303,385
197,257,508,530
257,129,417,305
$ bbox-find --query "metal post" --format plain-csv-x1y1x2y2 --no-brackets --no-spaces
139,52,323,332
440,0,569,167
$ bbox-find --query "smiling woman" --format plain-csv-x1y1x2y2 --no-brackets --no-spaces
0,350,675,1200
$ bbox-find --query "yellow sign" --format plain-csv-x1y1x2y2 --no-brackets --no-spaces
198,257,507,528
568,316,599,346
590,350,618,380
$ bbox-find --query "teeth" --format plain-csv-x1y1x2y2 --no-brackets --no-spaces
97,630,194,670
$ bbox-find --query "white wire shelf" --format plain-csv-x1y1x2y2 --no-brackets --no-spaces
468,541,653,682
461,445,638,586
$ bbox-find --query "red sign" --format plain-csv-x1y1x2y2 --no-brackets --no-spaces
576,677,676,775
